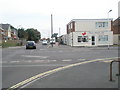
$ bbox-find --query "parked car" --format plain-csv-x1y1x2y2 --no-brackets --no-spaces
26,41,36,49
42,40,48,45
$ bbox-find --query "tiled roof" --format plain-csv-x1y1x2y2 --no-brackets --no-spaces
0,24,10,30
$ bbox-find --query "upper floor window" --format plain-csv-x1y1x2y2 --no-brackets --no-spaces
96,22,108,28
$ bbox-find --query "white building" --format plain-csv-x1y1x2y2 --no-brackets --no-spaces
66,19,113,47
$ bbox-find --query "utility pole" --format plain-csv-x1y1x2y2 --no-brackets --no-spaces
59,28,61,37
107,10,112,50
51,14,53,47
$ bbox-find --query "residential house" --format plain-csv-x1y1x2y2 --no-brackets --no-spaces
0,24,18,40
66,19,113,47
112,17,120,45
0,27,5,44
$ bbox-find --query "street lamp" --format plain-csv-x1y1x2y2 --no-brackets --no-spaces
51,14,53,47
107,10,112,50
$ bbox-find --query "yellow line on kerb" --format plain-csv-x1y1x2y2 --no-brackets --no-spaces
7,57,117,90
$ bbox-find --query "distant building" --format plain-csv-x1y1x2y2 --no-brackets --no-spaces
112,18,120,45
0,24,18,40
66,19,113,47
59,34,67,45
0,27,5,43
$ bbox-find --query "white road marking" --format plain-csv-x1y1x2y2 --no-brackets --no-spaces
40,49,46,50
62,60,72,62
22,55,48,59
23,60,32,63
2,64,69,67
10,61,20,63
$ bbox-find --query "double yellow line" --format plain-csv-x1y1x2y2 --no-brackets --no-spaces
7,57,117,90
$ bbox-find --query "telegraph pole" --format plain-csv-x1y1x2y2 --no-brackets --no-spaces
51,14,53,47
59,28,61,37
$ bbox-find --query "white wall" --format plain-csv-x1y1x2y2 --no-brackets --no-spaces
8,26,11,38
75,19,112,32
67,31,113,46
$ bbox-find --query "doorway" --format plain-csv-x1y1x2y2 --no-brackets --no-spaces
92,36,95,45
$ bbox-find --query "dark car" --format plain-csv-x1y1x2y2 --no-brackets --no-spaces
26,41,36,49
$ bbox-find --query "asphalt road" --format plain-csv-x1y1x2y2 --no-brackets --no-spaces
1,43,119,89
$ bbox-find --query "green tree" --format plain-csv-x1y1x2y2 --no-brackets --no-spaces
18,28,27,39
25,28,41,42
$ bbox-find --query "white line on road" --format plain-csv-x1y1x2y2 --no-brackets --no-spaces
62,60,72,62
10,61,20,63
2,64,69,67
22,55,48,58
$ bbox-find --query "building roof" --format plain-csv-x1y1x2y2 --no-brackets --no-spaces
67,18,113,25
71,18,113,22
0,24,10,30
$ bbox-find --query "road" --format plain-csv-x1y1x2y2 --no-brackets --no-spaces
1,42,119,89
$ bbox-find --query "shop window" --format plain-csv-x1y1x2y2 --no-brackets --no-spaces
99,35,108,41
78,36,88,42
78,36,82,42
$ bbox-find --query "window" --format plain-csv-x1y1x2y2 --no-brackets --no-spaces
78,36,88,42
119,36,120,40
78,36,82,42
99,35,108,41
71,23,73,29
96,22,108,28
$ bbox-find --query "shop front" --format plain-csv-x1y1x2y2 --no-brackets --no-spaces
67,31,113,47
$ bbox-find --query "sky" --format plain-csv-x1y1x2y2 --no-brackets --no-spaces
0,0,119,38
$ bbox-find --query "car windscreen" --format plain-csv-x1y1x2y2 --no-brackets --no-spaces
27,42,34,45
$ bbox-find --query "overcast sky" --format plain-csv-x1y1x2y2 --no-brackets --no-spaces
0,0,119,38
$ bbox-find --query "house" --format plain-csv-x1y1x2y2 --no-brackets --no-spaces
112,17,120,45
59,34,67,45
0,24,18,40
111,2,120,45
0,27,5,44
66,19,113,47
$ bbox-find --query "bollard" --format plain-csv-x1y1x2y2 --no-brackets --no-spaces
110,61,113,81
109,59,120,81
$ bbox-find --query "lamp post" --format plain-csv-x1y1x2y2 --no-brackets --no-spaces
107,10,112,50
51,14,53,47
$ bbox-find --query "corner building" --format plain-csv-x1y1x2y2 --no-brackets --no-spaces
66,19,113,47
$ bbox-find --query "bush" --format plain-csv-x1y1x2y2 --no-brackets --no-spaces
2,40,21,48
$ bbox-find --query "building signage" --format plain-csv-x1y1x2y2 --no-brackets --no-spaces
82,32,86,35
89,31,104,34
